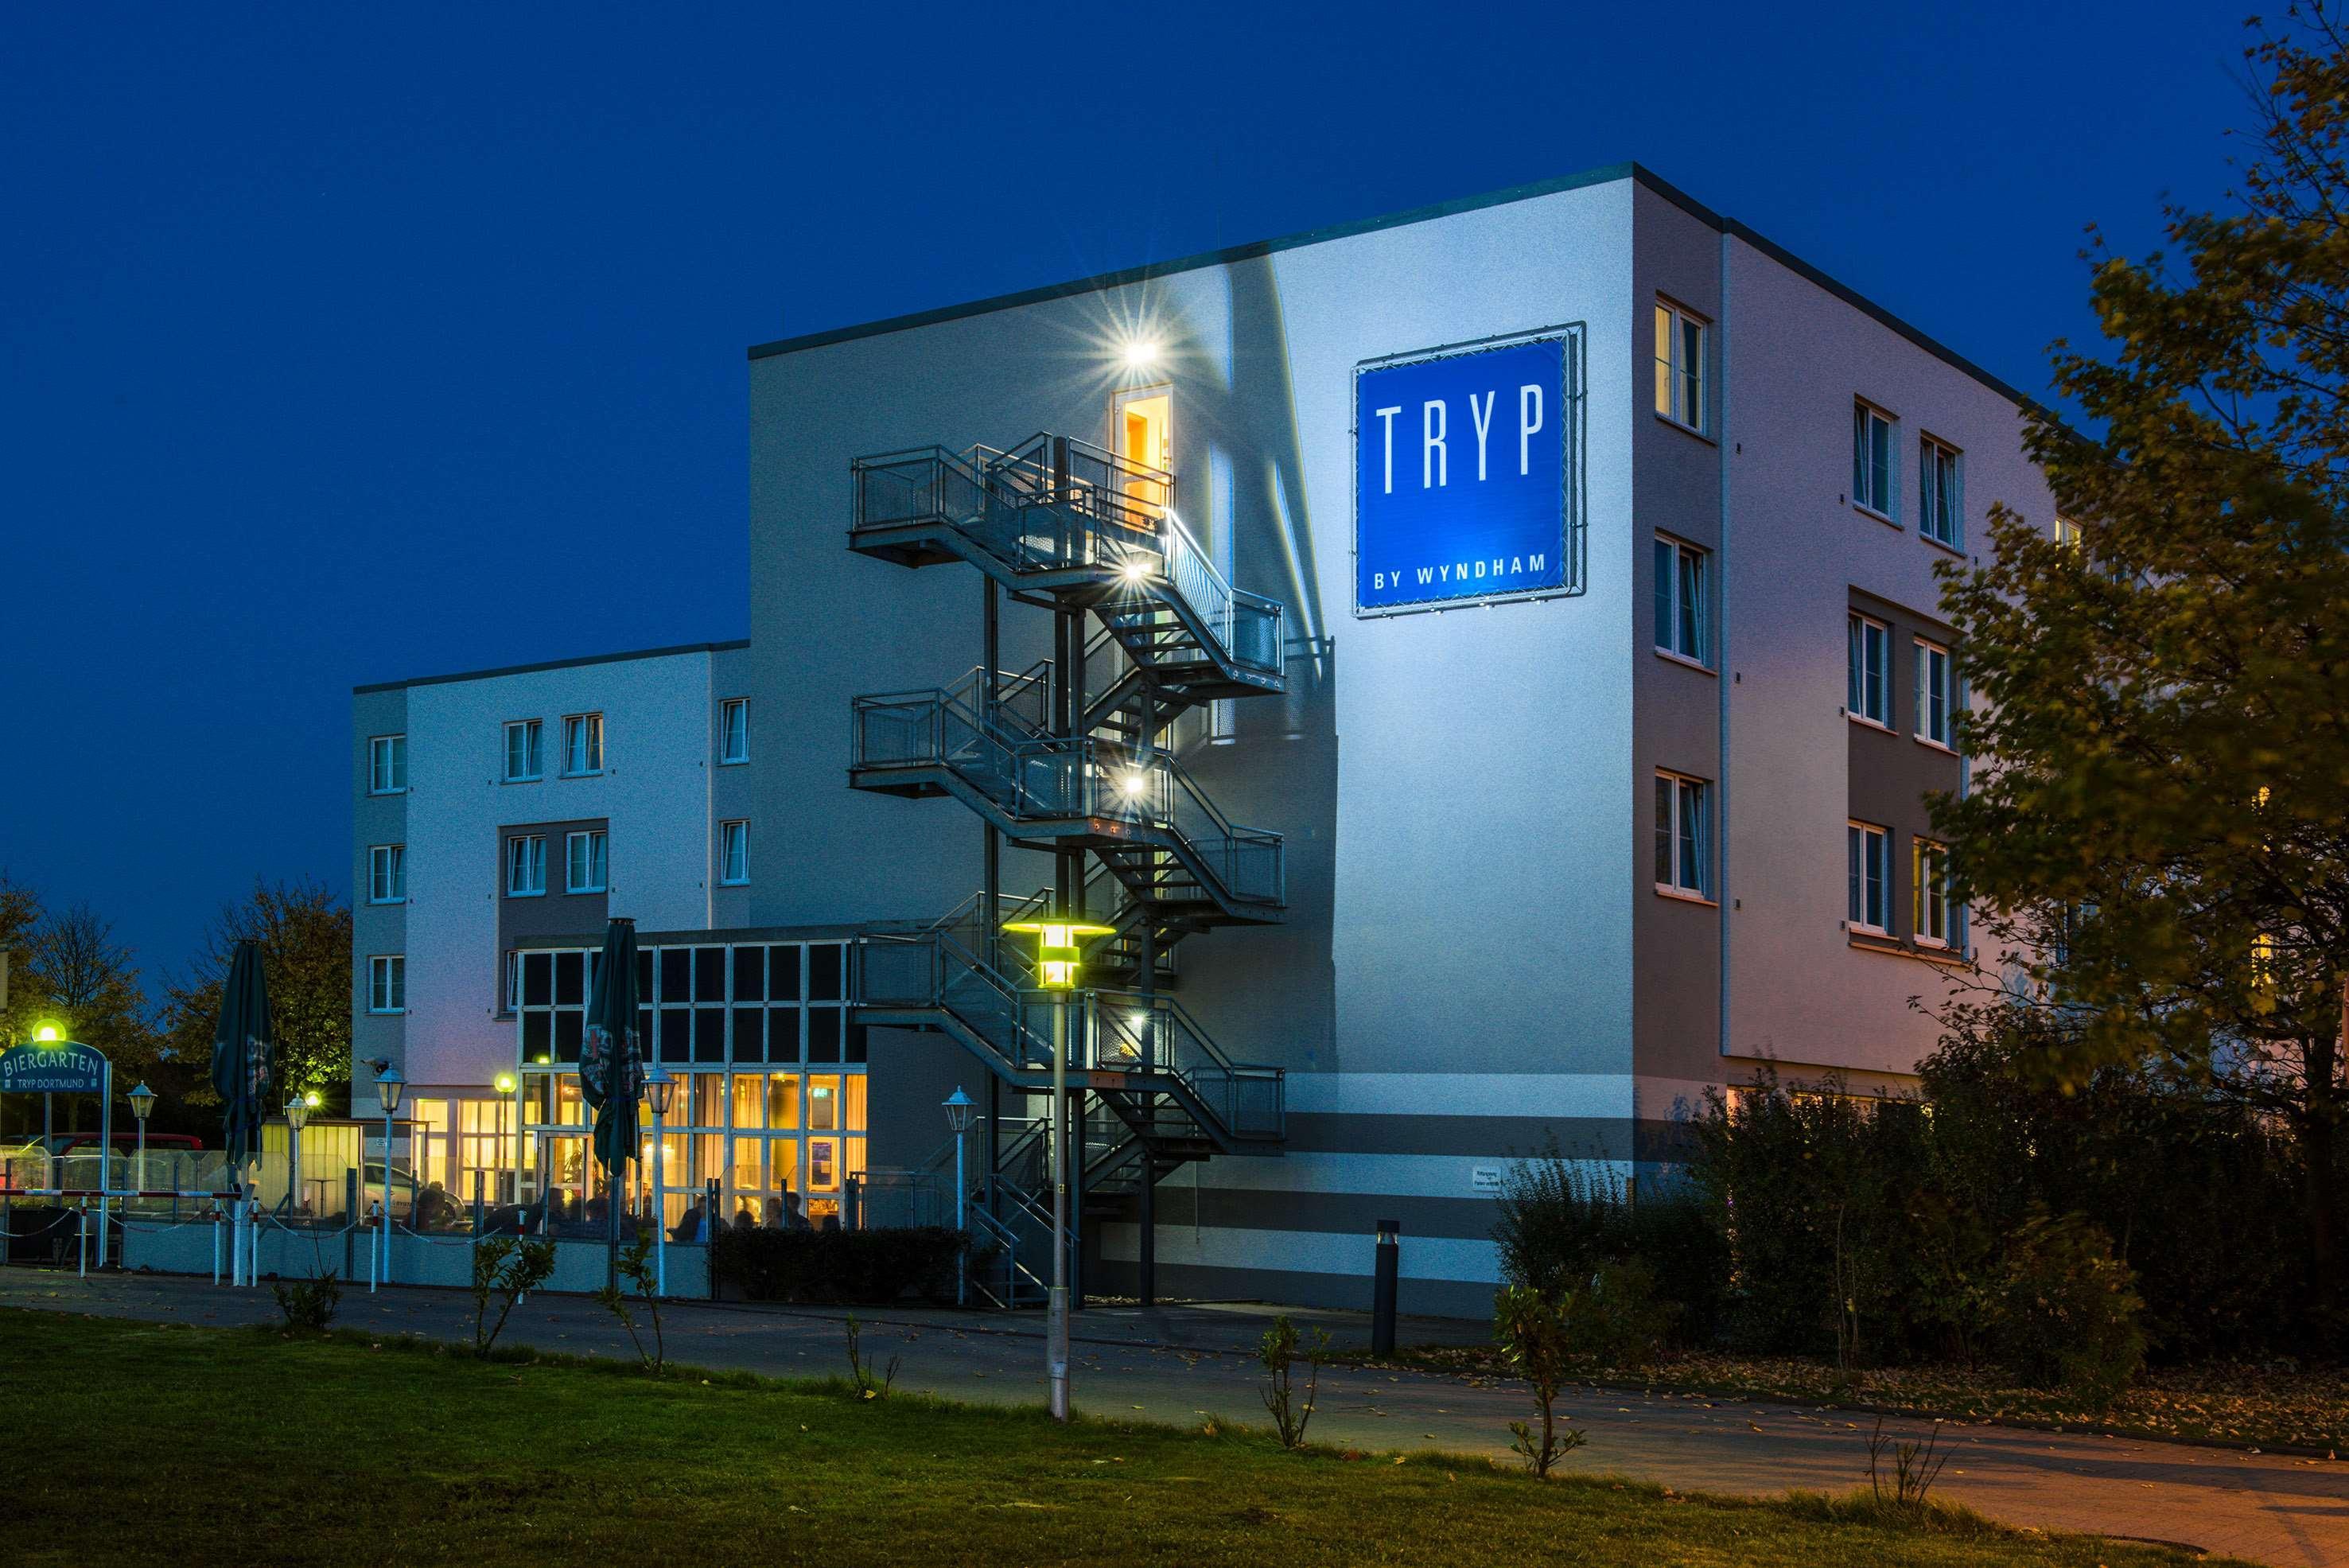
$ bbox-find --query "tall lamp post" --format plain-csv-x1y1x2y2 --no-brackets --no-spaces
126,1083,155,1201
373,1065,403,1286
943,1086,974,1305
645,1064,675,1298
1003,915,1111,1422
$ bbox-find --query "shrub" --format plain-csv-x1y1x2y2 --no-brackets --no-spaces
1494,1139,1725,1347
271,1270,340,1331
1256,1314,1329,1449
1992,1207,2145,1407
1492,1284,1589,1477
471,1236,556,1358
1570,1259,1670,1371
712,1226,963,1304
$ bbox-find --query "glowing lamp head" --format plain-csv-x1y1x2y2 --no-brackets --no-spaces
1002,916,1117,991
33,1024,60,1043
495,1072,517,1095
1122,338,1159,371
1122,770,1148,798
1120,558,1151,585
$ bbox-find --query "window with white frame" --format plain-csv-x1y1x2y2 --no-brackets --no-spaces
1847,822,1890,933
1852,401,1896,517
719,819,749,885
720,698,749,765
1653,298,1708,433
563,713,603,776
1914,838,1954,947
1847,613,1891,726
368,954,406,1014
2053,515,2082,549
1919,435,1962,549
1652,772,1709,898
369,734,407,795
368,844,406,905
503,949,521,1013
566,829,608,893
507,834,546,897
1652,535,1707,663
504,719,543,782
1915,638,1955,747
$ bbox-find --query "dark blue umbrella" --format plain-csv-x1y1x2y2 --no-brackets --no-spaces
208,939,272,1177
578,917,641,1278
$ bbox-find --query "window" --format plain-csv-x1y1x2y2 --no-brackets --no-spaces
1852,401,1896,517
1846,613,1890,726
1919,436,1962,549
1652,772,1709,898
503,949,521,1013
369,734,407,795
719,820,749,886
368,844,406,905
566,830,608,893
504,719,543,782
719,698,749,765
2053,515,2082,549
1652,535,1706,663
1915,638,1955,747
506,835,546,897
368,955,406,1014
1653,299,1708,433
1914,839,1954,947
1847,823,1890,933
562,714,603,776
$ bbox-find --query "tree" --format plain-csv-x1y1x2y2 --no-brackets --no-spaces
0,871,45,1047
159,878,352,1100
1933,10,2349,1324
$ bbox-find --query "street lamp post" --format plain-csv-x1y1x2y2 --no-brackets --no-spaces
284,1092,313,1216
373,1065,404,1288
943,1086,974,1305
494,1072,519,1208
126,1083,155,1202
1003,915,1111,1423
645,1065,675,1298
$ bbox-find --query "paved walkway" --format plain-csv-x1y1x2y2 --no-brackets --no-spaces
4,1270,2342,1566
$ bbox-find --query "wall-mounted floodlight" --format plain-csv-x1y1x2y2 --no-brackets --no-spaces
1122,339,1160,371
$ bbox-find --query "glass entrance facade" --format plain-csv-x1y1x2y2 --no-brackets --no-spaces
512,936,870,1231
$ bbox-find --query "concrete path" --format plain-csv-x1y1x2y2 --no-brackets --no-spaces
4,1270,2341,1567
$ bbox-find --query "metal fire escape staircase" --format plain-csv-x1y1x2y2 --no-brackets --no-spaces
844,434,1289,1307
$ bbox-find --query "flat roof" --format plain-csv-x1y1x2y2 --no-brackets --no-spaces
745,161,2034,410
355,639,749,695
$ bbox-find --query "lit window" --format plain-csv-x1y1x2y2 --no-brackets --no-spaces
719,820,749,886
1915,638,1955,748
2053,515,2082,549
507,835,546,897
1652,772,1709,898
1914,839,1954,948
368,844,406,905
563,714,603,776
1852,401,1896,517
1652,535,1707,663
368,955,406,1014
369,734,407,795
1654,299,1708,433
504,719,543,782
1919,436,1962,549
1847,613,1891,726
1847,823,1890,933
566,830,608,894
719,698,750,765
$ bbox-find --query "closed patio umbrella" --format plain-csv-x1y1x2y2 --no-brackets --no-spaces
208,939,272,1186
578,917,641,1284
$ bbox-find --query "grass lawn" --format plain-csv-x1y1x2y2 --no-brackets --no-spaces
0,1310,2241,1568
1373,1343,2349,1455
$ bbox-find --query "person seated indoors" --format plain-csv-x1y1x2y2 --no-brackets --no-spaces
779,1189,811,1231
669,1200,705,1243
732,1198,758,1231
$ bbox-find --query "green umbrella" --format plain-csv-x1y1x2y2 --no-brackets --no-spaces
578,917,641,1276
208,939,272,1178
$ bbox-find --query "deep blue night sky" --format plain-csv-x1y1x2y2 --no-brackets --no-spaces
2,3,2251,990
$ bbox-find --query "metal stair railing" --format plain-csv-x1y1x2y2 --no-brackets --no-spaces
1153,508,1284,679
965,1204,1047,1309
1087,991,1285,1142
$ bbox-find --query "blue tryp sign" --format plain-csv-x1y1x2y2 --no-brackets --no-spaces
1355,335,1569,615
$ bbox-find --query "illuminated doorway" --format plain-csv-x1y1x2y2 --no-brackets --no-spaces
1111,387,1171,521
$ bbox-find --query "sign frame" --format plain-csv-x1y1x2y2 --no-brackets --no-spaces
1351,322,1587,620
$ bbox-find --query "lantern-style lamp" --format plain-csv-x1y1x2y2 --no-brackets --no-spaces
644,1064,676,1119
1001,917,1116,990
373,1064,405,1117
126,1083,157,1123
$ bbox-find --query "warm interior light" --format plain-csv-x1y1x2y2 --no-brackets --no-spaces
1123,339,1159,370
